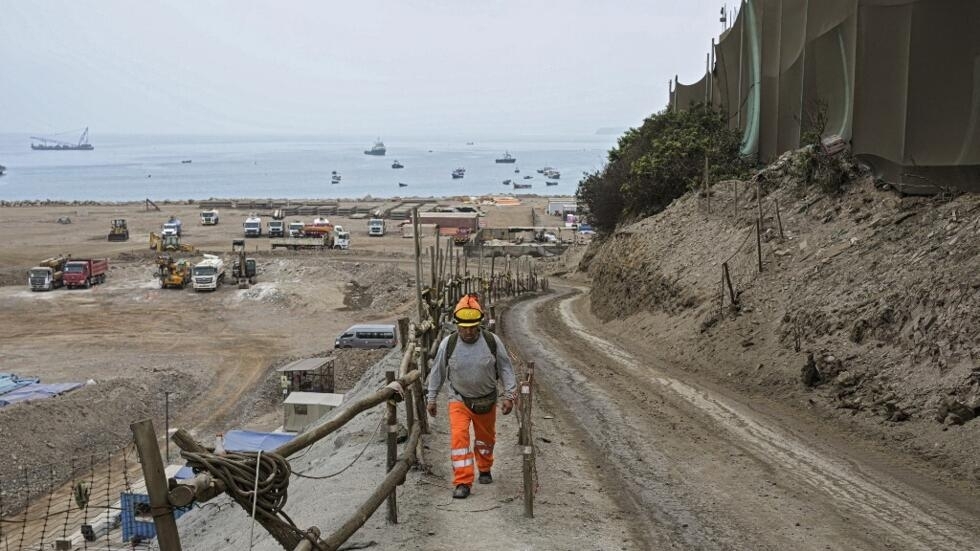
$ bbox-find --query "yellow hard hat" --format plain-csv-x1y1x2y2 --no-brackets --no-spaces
453,294,484,327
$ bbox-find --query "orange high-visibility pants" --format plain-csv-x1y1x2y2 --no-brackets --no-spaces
448,401,496,486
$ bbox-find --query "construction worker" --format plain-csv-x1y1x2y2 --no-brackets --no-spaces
427,294,517,499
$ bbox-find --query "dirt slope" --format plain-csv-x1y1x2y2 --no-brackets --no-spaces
581,172,980,485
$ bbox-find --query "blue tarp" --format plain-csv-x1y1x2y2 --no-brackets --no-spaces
0,373,40,396
173,430,295,480
0,382,83,407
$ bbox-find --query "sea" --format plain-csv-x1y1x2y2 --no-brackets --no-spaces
0,133,616,202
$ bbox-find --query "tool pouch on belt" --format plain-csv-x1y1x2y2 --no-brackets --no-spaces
457,388,497,414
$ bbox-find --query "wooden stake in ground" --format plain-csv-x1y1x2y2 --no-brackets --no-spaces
412,207,424,322
521,362,535,519
131,419,182,551
385,371,398,524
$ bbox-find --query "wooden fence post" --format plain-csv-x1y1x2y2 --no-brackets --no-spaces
774,198,785,239
756,218,763,273
521,362,535,518
131,419,182,551
385,371,398,524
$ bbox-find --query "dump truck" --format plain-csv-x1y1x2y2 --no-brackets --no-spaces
156,255,192,289
161,217,183,237
231,240,257,288
192,254,225,291
28,255,69,291
267,220,285,238
107,219,129,241
367,218,386,236
243,214,262,237
270,235,334,250
200,209,220,225
63,258,109,289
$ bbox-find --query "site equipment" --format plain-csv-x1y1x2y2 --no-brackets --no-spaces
243,214,262,237
368,218,386,236
150,233,195,253
107,219,129,241
161,216,182,237
192,254,225,291
453,227,472,246
267,220,285,238
301,223,333,238
28,255,69,291
63,258,109,289
200,209,219,225
156,255,192,289
231,240,257,289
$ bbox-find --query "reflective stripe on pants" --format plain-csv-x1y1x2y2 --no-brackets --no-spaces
449,401,496,486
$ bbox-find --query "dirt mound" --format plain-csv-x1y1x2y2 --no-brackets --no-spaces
583,165,980,482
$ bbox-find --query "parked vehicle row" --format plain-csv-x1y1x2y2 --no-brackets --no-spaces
28,255,109,291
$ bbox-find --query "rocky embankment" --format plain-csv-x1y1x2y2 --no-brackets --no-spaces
581,159,980,483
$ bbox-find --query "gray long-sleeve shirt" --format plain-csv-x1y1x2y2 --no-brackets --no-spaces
426,331,517,404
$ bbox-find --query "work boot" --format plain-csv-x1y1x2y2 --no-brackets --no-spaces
452,484,471,499
478,471,493,484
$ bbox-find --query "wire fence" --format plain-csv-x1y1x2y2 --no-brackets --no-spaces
0,444,162,550
698,179,789,315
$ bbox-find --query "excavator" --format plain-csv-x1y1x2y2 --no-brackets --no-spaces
231,239,257,289
155,254,192,289
149,232,195,253
107,219,129,241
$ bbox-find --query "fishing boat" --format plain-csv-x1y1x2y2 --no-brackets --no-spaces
546,181,559,186
543,169,561,179
513,182,532,189
30,127,94,151
0,165,5,176
502,179,512,185
452,168,466,179
331,173,342,184
398,182,408,187
364,138,386,156
523,175,533,180
392,160,404,169
495,151,516,163
181,159,192,164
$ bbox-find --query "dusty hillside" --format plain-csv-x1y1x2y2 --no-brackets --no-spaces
581,160,980,484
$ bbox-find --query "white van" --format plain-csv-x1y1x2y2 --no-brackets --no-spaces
334,324,397,349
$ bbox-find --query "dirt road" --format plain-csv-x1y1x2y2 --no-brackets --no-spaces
505,285,980,550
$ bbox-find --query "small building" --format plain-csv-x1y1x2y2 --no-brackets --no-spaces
276,357,335,396
284,392,345,432
547,200,577,216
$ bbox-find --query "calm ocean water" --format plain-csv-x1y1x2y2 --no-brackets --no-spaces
0,134,615,202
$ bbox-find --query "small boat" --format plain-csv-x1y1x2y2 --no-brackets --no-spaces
546,181,559,186
502,179,512,185
364,138,386,156
513,182,532,189
181,159,192,164
398,182,408,187
0,165,5,176
452,168,466,179
515,168,520,173
392,160,404,169
466,142,475,145
331,170,338,175
331,173,342,183
523,175,533,180
537,166,554,174
495,151,516,163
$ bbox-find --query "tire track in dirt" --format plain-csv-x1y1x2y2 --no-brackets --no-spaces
506,286,980,550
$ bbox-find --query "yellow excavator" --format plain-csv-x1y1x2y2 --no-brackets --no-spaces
149,232,195,253
107,219,129,241
156,254,192,289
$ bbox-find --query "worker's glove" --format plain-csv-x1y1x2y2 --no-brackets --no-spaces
500,399,514,415
426,401,437,417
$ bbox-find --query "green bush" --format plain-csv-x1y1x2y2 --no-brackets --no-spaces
577,104,747,234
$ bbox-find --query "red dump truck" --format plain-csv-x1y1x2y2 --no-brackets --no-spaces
63,258,109,289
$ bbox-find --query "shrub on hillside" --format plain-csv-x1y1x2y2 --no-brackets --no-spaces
577,104,748,235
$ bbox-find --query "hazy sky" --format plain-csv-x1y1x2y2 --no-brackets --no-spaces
1,1,727,137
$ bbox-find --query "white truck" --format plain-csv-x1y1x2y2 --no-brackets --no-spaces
287,221,305,238
267,220,285,238
367,218,386,237
243,215,262,238
192,254,225,291
333,225,351,249
162,217,183,237
200,209,219,225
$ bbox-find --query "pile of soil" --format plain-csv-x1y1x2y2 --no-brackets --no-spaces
582,157,980,483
